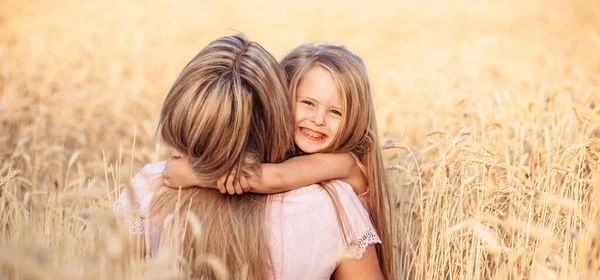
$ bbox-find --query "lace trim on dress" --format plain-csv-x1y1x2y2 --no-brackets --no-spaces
111,196,145,235
346,227,382,259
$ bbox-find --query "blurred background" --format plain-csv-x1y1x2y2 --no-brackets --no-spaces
1,0,600,279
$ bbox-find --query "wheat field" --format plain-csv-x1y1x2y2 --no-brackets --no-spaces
1,0,600,279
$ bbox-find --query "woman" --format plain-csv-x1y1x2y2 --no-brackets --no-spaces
112,34,383,279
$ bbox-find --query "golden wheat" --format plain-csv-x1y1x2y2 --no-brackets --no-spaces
2,0,600,279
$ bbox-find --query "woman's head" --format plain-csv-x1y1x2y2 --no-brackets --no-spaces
281,44,375,156
158,35,294,183
151,34,293,279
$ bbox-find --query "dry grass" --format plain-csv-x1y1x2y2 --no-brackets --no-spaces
1,0,600,279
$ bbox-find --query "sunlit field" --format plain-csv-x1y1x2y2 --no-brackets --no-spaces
1,0,600,279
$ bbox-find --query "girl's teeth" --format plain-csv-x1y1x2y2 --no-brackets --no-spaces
303,128,324,139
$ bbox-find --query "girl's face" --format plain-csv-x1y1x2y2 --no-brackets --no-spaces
294,66,344,154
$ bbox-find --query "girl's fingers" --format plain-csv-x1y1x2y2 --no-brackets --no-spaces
230,175,252,195
240,176,250,192
234,180,244,195
217,176,227,194
225,174,235,195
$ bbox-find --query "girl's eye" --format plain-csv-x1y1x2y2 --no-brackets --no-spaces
301,100,314,106
330,110,342,116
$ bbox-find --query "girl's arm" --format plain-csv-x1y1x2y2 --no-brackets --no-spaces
162,153,367,195
162,156,206,189
255,153,367,195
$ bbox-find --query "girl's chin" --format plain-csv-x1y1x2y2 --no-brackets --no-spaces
296,143,325,154
295,135,330,154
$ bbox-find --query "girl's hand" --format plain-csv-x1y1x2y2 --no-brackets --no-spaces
216,171,253,195
162,155,203,189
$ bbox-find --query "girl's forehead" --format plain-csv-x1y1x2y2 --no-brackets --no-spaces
297,66,343,106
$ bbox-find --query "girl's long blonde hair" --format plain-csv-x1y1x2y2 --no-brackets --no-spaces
281,44,395,279
150,35,294,279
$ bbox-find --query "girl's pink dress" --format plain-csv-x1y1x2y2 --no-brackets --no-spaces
112,161,381,279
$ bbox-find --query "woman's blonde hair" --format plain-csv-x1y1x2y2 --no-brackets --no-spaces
150,34,294,279
281,44,395,279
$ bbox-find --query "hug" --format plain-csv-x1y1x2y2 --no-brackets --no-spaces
112,34,394,279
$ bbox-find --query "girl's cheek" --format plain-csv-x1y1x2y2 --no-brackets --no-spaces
329,118,343,136
295,107,308,120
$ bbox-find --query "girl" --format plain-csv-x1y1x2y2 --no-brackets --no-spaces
112,35,384,279
163,43,395,279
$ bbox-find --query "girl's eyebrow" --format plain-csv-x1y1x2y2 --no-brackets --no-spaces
330,105,344,111
299,96,318,103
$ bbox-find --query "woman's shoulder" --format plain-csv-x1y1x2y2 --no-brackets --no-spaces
324,180,382,260
274,180,359,206
129,161,165,194
328,180,364,207
112,161,166,215
138,161,167,178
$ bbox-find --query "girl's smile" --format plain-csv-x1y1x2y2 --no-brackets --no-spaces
299,127,327,141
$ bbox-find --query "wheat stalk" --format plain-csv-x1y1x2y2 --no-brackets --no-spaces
0,170,21,188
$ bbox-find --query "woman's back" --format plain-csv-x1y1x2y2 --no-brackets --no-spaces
112,163,381,279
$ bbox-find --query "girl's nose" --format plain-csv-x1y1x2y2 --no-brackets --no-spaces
310,111,326,126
